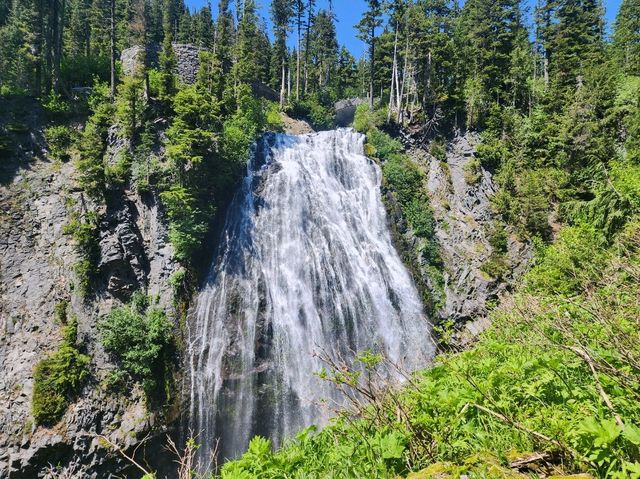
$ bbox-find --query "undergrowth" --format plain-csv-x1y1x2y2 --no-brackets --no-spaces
32,302,90,426
354,103,445,311
220,217,640,479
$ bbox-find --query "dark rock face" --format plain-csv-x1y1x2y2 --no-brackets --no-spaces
335,98,366,127
0,121,179,477
172,44,206,85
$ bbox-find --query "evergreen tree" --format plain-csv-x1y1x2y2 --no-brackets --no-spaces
356,0,383,107
459,0,528,108
538,0,605,93
293,0,305,100
613,0,640,75
308,9,337,93
271,0,293,105
214,0,234,74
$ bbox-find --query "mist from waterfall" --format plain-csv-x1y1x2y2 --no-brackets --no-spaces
187,128,434,464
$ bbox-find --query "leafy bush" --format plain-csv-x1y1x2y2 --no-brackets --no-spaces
353,103,384,132
265,102,284,132
429,140,447,163
42,92,72,119
367,128,403,160
62,211,100,298
287,96,335,130
45,125,76,162
98,292,173,401
160,186,209,263
463,157,482,185
32,308,90,426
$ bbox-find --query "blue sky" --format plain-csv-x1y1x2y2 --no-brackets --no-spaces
185,0,624,58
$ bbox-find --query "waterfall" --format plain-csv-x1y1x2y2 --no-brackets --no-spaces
187,128,434,464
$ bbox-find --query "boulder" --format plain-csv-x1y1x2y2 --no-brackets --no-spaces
335,98,366,127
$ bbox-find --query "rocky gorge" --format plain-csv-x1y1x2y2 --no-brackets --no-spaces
0,96,529,477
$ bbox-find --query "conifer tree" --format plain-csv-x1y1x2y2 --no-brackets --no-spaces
613,0,640,75
356,0,383,107
271,0,294,106
538,0,605,93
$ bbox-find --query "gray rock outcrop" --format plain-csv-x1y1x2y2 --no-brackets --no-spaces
120,43,204,85
0,103,179,477
385,132,531,341
422,135,530,328
335,98,366,127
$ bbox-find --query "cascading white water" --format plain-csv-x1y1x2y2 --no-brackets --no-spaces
187,128,434,464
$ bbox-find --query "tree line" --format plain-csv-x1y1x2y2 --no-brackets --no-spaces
0,0,362,107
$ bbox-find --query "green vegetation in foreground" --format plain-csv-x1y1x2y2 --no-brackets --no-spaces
32,302,90,426
354,104,445,311
98,292,174,403
220,217,640,479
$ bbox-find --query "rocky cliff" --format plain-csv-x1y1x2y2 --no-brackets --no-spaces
0,99,179,478
0,96,530,476
392,133,531,343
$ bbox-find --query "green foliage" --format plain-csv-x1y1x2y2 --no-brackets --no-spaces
98,292,173,401
42,92,72,119
462,157,481,185
265,102,284,132
160,186,209,263
115,76,145,139
354,103,384,133
367,128,403,159
429,140,447,163
225,218,640,479
62,211,100,298
481,223,510,279
525,222,608,295
130,124,160,193
287,96,335,131
105,149,132,186
383,155,437,247
75,84,114,199
45,125,77,162
32,310,90,426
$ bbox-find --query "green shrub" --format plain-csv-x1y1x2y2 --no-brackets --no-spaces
98,292,173,401
353,103,384,132
525,222,608,295
63,211,100,298
42,92,72,119
463,157,482,185
287,96,334,130
383,153,444,298
32,312,90,426
476,138,506,170
45,125,76,162
105,148,132,186
367,129,403,160
160,185,209,263
265,102,284,132
429,140,447,163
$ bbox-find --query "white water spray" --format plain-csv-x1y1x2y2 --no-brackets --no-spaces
187,129,433,463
